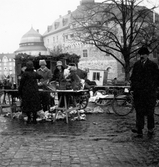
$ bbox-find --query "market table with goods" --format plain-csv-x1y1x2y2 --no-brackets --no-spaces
0,89,89,123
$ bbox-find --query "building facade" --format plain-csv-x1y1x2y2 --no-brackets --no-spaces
43,0,121,86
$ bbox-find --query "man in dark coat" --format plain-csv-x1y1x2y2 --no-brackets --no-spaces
130,46,159,138
18,61,43,124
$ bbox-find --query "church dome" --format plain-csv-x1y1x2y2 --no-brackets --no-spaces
15,27,48,55
20,27,43,44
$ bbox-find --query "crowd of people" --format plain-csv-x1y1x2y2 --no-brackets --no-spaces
18,59,90,124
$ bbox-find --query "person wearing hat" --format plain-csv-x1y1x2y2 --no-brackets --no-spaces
51,61,65,84
37,59,52,112
51,61,66,107
130,46,159,138
18,61,43,124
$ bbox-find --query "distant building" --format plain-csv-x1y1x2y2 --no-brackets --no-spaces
0,53,15,82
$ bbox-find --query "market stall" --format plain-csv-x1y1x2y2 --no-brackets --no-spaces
0,88,89,123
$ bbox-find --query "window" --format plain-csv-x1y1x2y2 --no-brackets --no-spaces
65,35,68,40
92,72,100,81
63,36,65,42
153,51,157,58
70,34,74,38
106,49,110,56
2,56,8,62
83,49,88,57
122,67,125,73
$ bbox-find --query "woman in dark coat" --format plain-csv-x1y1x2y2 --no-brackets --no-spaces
51,61,65,84
51,61,65,107
18,61,43,124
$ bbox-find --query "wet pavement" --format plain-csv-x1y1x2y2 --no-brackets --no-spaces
0,103,159,166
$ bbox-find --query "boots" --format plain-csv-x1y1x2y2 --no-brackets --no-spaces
32,112,37,124
131,128,143,138
26,113,31,124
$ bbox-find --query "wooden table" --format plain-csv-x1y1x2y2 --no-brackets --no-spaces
0,89,89,123
53,89,89,123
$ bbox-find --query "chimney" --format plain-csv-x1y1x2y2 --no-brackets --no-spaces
68,10,71,14
37,29,39,33
59,15,62,18
80,0,95,5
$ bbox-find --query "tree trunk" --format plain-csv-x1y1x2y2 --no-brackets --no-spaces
124,61,130,82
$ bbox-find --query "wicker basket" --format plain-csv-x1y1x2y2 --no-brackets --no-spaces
48,81,57,91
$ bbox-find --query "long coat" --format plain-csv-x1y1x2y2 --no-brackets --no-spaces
36,67,52,110
36,67,52,87
130,58,158,110
51,66,65,83
18,68,42,113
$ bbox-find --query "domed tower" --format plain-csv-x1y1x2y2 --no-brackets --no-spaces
15,27,49,56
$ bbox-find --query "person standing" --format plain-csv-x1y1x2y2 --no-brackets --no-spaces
51,61,65,86
18,61,42,124
130,46,159,138
37,60,52,112
51,61,65,107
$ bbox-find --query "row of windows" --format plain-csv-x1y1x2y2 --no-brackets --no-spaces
0,62,14,66
47,34,74,43
0,57,14,62
0,67,13,70
21,43,34,46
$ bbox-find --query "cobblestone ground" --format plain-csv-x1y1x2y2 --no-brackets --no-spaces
0,103,159,167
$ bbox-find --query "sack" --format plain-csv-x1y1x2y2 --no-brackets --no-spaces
66,82,72,90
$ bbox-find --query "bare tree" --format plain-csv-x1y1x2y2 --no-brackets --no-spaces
71,0,159,80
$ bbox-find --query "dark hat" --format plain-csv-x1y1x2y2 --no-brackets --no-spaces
138,46,150,55
26,61,34,69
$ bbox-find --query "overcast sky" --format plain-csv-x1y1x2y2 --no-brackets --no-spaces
0,0,158,53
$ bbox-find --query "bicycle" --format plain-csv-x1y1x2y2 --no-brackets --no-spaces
112,88,159,116
112,88,134,116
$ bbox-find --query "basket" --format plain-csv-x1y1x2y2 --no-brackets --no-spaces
59,81,67,90
47,81,57,91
